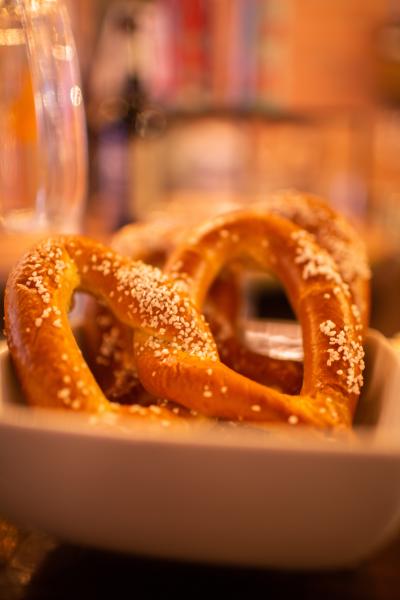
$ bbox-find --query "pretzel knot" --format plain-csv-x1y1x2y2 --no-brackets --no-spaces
136,210,366,428
91,191,369,402
5,211,366,428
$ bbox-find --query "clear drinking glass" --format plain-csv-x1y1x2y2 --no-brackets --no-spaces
0,0,87,279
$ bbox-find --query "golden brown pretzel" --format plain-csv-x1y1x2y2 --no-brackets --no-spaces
85,191,370,402
98,190,370,396
4,236,214,425
132,211,365,427
201,191,370,393
5,217,364,428
84,220,303,400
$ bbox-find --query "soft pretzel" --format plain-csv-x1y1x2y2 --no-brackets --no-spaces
90,191,369,402
84,220,303,400
4,236,213,425
202,191,370,393
5,217,364,427
132,211,365,427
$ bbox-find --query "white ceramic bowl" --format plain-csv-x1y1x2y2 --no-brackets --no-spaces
1,329,400,570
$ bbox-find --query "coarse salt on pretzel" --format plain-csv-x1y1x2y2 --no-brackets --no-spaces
91,192,369,401
110,191,371,327
84,219,302,403
203,191,370,392
82,220,187,402
257,190,371,327
131,211,366,428
4,236,216,425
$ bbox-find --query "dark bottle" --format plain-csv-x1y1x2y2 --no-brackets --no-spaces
86,5,150,232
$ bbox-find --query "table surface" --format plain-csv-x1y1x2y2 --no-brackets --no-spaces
1,521,400,600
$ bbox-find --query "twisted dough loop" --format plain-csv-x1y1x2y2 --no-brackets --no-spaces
84,220,303,400
103,191,370,399
134,212,365,427
4,236,215,422
206,191,370,393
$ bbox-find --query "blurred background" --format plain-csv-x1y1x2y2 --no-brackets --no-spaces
3,0,400,334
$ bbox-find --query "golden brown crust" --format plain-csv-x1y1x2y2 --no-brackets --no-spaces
82,220,184,402
204,191,370,391
256,190,371,326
